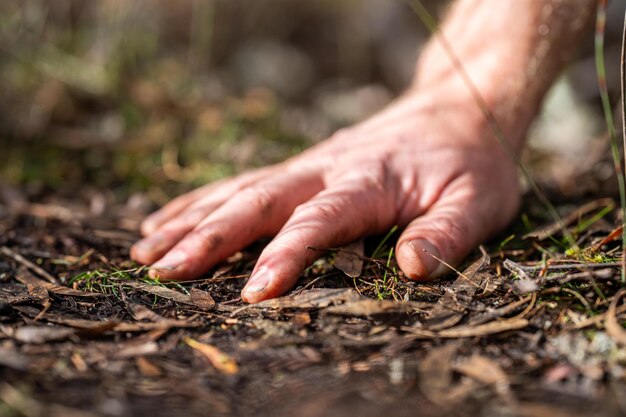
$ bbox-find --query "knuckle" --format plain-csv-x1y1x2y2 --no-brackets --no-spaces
239,186,275,216
294,199,343,223
430,213,469,254
190,227,224,250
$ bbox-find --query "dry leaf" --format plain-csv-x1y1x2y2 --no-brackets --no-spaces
184,337,239,375
190,288,216,311
127,303,166,322
16,268,101,298
333,240,364,278
454,355,513,401
425,251,490,330
234,288,361,314
402,318,529,339
124,281,194,305
606,288,626,347
419,342,472,408
324,299,428,317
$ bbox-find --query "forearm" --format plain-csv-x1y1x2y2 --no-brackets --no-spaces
413,0,596,151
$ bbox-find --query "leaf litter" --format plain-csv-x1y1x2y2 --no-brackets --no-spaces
1,189,626,417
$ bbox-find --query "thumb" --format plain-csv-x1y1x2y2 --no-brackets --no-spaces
395,180,517,280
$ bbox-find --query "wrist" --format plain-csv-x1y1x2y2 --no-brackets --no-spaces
406,72,534,154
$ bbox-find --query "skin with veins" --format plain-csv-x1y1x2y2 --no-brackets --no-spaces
131,0,596,303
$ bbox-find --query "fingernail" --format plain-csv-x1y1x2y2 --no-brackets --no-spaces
243,269,271,294
407,239,441,276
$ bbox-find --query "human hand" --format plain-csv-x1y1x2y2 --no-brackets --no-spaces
131,86,521,303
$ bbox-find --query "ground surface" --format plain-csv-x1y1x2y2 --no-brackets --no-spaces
2,2,626,416
1,185,626,417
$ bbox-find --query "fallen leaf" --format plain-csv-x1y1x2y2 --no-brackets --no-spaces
124,281,194,305
184,337,239,375
127,303,166,322
190,288,216,311
503,259,540,295
333,240,364,278
425,250,490,330
606,288,626,347
324,299,428,317
402,318,529,339
234,288,361,314
454,355,514,402
15,268,102,298
121,289,167,322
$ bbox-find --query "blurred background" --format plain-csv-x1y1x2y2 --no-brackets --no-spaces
0,0,625,222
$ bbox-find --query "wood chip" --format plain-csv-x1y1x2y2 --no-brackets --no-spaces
184,337,239,375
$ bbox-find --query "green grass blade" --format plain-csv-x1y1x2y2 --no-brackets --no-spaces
408,0,578,252
621,4,626,283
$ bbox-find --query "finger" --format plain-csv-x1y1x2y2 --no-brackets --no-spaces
146,169,324,280
241,175,396,303
395,177,517,280
133,168,279,263
139,166,276,236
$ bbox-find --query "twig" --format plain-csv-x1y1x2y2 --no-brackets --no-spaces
508,261,622,273
0,246,59,284
617,1,626,283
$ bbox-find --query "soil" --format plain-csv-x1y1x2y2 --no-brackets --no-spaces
1,187,625,417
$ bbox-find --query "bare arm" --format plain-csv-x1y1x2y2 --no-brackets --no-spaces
414,0,596,150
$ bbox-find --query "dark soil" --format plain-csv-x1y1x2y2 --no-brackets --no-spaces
1,187,625,417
